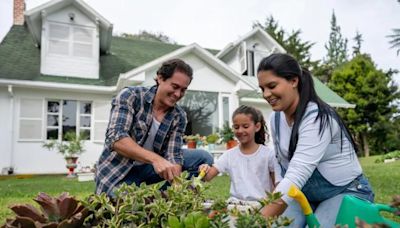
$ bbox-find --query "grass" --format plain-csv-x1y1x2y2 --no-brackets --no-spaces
0,156,399,224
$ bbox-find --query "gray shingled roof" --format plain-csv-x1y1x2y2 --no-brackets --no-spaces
0,25,205,86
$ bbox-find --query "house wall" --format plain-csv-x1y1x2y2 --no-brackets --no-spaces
9,87,112,174
41,5,99,79
0,87,13,174
140,53,239,129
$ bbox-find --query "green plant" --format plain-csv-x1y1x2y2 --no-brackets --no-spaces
220,122,234,143
183,134,201,142
43,131,86,158
206,133,220,144
2,192,90,227
374,151,400,163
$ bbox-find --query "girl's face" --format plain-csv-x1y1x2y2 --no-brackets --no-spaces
257,70,299,113
232,113,261,145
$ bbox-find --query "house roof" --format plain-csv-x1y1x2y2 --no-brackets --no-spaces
0,25,184,87
216,27,286,59
24,0,113,53
240,75,355,108
118,43,256,91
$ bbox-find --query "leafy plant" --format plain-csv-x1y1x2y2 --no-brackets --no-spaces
43,131,86,158
2,192,89,228
184,134,201,142
206,133,220,144
374,151,400,163
220,122,234,143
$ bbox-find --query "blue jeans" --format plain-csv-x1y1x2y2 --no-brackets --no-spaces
283,171,374,228
119,149,213,187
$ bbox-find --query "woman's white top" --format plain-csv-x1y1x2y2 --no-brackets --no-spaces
272,102,362,203
214,145,281,201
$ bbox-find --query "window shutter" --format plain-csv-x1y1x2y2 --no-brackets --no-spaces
73,27,94,58
18,98,44,140
93,101,110,142
238,42,247,74
48,24,70,55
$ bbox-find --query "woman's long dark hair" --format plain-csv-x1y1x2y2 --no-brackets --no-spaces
232,105,269,145
257,53,357,159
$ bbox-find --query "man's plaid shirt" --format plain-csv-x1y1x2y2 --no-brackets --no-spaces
95,85,187,195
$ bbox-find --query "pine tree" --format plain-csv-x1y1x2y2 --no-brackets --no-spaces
352,31,363,56
254,16,319,71
322,11,348,83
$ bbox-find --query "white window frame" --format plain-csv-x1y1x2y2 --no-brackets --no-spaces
92,101,110,143
219,93,231,130
45,99,92,141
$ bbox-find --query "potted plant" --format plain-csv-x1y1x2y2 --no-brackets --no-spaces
206,133,220,151
221,122,238,149
43,131,86,178
183,134,200,149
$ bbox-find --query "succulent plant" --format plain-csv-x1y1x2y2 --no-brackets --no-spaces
2,192,89,228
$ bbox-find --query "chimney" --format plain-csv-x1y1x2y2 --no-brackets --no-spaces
13,0,25,25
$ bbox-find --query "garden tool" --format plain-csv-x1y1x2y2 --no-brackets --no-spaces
287,185,320,228
335,195,400,228
192,169,206,188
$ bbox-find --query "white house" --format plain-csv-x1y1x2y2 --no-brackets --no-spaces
0,0,354,175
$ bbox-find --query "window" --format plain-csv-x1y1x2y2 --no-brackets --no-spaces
46,100,92,140
48,22,94,58
178,91,219,136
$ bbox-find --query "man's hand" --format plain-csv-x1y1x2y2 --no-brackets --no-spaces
152,157,182,181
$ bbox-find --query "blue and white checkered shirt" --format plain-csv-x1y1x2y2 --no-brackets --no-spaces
95,85,187,195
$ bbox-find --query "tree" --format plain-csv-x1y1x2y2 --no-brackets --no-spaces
254,16,319,71
386,0,400,55
329,54,400,156
321,11,349,83
352,31,363,56
120,30,176,44
387,28,400,56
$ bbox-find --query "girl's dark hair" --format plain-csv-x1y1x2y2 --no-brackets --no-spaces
155,59,193,85
232,105,269,145
257,53,357,159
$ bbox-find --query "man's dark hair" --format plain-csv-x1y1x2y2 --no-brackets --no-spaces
155,59,193,85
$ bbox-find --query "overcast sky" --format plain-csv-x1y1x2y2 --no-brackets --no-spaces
1,0,399,83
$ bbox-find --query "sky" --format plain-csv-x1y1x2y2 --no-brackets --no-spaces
1,0,399,83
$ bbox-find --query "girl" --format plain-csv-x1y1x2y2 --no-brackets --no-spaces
257,53,374,227
199,105,280,202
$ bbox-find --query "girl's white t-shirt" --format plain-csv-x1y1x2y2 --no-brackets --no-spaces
214,145,281,201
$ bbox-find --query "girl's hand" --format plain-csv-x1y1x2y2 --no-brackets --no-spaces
199,164,210,173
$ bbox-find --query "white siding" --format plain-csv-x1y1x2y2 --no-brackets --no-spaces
9,87,112,174
41,6,99,79
0,87,13,174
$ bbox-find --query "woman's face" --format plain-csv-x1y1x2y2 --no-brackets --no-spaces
257,70,299,113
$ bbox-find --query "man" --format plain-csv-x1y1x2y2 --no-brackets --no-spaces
95,59,213,196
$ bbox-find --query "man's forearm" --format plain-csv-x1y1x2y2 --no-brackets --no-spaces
113,137,163,164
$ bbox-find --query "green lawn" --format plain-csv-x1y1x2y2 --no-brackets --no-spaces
0,156,399,224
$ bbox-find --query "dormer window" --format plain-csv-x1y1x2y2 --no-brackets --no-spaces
48,22,94,58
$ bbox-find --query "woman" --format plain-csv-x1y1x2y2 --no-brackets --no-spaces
257,53,374,227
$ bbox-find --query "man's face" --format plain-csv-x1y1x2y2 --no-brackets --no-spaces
156,71,191,108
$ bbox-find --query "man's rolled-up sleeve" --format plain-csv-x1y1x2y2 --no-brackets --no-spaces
105,88,136,151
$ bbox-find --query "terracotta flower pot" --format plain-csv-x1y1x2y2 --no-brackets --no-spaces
187,140,197,149
226,140,238,149
65,156,79,178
